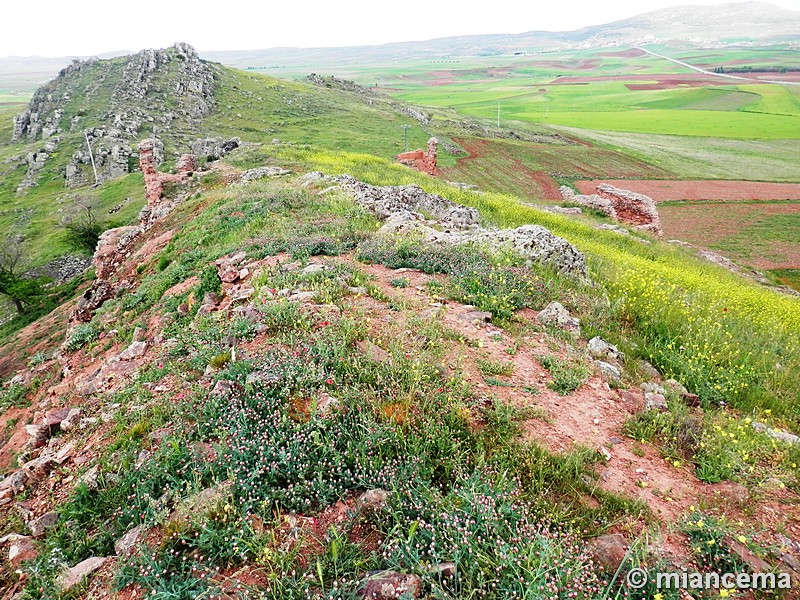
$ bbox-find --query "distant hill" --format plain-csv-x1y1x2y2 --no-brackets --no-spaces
202,1,800,69
2,2,797,91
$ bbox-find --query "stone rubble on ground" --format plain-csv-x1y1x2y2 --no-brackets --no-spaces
535,301,581,332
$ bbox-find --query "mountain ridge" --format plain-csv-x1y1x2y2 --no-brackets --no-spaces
2,1,797,92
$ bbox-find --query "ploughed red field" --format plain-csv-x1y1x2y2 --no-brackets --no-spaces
575,179,800,202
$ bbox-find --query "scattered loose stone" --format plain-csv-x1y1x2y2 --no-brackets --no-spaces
316,393,340,416
229,284,255,302
28,511,58,537
535,301,580,332
79,465,100,490
751,422,799,445
241,166,293,182
587,336,623,361
637,359,661,379
57,556,107,592
288,290,319,303
119,340,147,361
644,392,668,412
355,489,390,514
359,570,422,599
8,535,38,567
427,562,457,579
115,524,146,556
595,360,622,381
590,533,628,573
211,380,238,396
301,263,325,275
59,408,83,431
544,206,582,215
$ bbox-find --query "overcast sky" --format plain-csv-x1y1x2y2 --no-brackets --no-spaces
3,0,799,58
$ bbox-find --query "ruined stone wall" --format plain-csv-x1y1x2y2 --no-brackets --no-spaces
397,137,438,176
560,184,662,236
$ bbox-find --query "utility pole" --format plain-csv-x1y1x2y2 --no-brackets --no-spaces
401,124,411,152
84,131,99,185
497,101,500,128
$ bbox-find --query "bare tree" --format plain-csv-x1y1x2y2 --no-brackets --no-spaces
0,238,45,314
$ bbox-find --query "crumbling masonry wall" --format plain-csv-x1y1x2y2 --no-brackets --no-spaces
397,137,438,176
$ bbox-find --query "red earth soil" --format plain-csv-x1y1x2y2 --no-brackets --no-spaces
442,137,563,200
553,74,723,86
575,179,800,202
659,202,800,269
598,48,647,58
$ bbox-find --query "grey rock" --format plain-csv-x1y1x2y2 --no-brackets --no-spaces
115,524,145,556
596,223,631,235
79,465,100,490
57,556,107,591
595,360,622,381
28,511,58,537
211,380,237,396
637,360,661,379
229,284,255,302
301,263,325,275
8,535,38,567
59,408,83,432
645,392,669,412
355,489,389,513
640,382,667,396
359,571,422,599
288,290,319,303
544,206,582,215
190,136,240,161
316,393,340,416
118,340,147,361
535,302,581,331
241,166,293,182
769,430,799,445
590,533,628,573
663,379,689,396
587,336,623,361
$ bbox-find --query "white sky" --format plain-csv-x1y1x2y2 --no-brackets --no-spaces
2,0,799,58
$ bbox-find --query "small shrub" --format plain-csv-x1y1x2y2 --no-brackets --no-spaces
64,206,102,254
538,354,588,394
477,358,514,377
63,323,99,352
390,277,410,288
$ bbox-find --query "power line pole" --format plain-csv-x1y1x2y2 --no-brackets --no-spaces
401,124,411,151
497,101,500,128
84,131,99,185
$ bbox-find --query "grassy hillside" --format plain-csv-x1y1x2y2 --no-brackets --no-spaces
1,45,799,598
2,142,798,598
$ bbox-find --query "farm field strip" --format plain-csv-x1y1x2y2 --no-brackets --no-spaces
552,126,800,181
658,200,800,270
575,179,800,201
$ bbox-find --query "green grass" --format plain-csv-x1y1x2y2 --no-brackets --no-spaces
19,173,649,598
552,126,800,181
226,144,800,419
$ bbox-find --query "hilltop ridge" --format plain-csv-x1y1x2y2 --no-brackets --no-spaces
0,38,799,598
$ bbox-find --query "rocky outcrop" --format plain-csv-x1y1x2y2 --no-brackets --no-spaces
16,137,60,193
27,255,92,282
71,138,189,322
336,174,478,228
190,136,241,161
13,43,215,190
306,173,586,277
397,137,438,176
596,184,661,236
560,184,662,236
